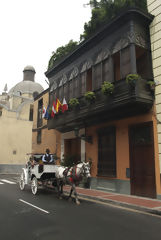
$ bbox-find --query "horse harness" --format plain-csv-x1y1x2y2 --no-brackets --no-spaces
63,165,84,183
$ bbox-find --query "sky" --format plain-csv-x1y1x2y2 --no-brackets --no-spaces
0,0,91,93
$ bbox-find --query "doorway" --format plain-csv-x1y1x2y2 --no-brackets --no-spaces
64,138,81,164
129,122,156,198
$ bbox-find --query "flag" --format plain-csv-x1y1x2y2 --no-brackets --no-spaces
51,101,56,118
56,98,62,113
42,106,46,118
62,97,68,113
44,105,50,119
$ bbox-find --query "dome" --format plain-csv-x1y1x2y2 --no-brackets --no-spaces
23,65,36,72
8,80,44,95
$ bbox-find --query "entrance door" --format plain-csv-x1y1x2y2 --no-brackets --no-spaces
98,126,116,177
129,122,156,198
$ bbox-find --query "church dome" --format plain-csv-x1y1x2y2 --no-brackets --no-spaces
8,81,44,95
8,65,44,96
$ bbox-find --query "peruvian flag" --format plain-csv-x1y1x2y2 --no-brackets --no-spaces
62,97,68,113
51,101,56,118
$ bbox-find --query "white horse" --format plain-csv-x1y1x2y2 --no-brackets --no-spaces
55,162,91,205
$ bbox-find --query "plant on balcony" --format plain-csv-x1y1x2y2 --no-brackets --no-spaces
126,74,140,88
69,98,79,110
84,91,96,103
147,80,155,91
101,81,114,95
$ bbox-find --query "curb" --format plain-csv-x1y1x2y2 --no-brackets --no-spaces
64,190,161,216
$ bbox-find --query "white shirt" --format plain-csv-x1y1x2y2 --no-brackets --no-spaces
42,154,54,163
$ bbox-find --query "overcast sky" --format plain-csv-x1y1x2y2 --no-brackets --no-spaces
0,0,91,93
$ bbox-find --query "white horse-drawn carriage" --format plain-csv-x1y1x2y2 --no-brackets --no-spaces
19,154,59,195
19,153,91,204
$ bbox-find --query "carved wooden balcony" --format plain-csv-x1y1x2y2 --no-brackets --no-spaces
47,78,154,132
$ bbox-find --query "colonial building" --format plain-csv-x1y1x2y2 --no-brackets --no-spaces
32,88,61,163
0,66,44,173
32,89,61,163
45,8,161,199
147,0,161,194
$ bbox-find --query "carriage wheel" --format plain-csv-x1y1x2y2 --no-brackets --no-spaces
31,177,38,195
19,172,26,191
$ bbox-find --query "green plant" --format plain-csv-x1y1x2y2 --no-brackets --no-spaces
84,91,96,103
126,74,140,87
69,98,79,109
101,81,114,95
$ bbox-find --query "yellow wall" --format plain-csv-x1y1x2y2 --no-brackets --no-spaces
0,100,33,164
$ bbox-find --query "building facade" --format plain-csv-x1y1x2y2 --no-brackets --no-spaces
0,66,44,173
32,89,61,163
147,0,161,188
45,8,161,199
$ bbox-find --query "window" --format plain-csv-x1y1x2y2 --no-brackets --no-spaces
0,108,2,117
37,129,42,144
29,105,33,121
37,99,43,128
98,126,116,177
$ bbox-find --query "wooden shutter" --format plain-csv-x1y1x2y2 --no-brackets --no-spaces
102,58,110,83
93,63,102,89
80,72,86,95
64,83,68,101
69,80,73,99
73,76,79,98
121,47,131,78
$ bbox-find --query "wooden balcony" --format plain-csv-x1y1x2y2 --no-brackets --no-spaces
47,78,154,132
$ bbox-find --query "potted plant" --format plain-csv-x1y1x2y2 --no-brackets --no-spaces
147,80,155,91
101,81,114,95
126,74,140,88
84,91,96,104
68,98,79,110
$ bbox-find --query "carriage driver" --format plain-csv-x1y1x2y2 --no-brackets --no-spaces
42,148,55,164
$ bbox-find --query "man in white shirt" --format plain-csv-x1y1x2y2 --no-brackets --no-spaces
42,148,54,164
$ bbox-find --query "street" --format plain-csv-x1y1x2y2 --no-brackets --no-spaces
0,174,161,240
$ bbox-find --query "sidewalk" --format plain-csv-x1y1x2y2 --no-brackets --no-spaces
64,185,161,216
